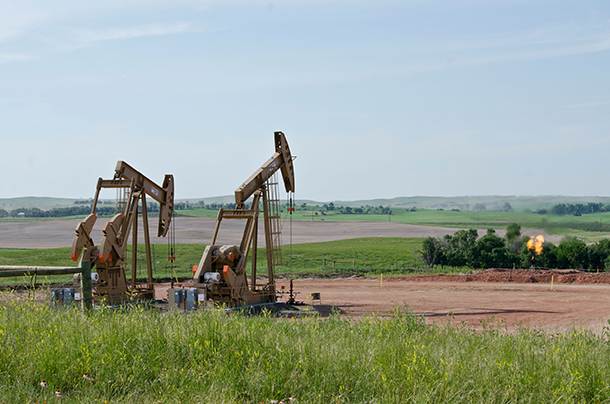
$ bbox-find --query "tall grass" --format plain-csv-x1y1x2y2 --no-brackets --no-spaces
1,298,610,403
270,237,423,277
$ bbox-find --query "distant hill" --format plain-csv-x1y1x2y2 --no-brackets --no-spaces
318,196,610,212
2,195,610,213
0,197,79,210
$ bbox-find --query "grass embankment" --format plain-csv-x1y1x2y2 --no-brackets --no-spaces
0,300,609,403
0,238,428,286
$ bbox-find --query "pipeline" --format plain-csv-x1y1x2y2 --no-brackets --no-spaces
0,261,93,310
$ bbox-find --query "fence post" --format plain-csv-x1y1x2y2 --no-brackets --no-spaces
81,260,92,311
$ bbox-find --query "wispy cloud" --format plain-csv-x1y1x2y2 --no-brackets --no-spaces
0,52,34,64
0,2,47,42
381,25,610,76
54,22,203,51
565,99,610,109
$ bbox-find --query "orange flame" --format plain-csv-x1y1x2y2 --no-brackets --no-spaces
527,235,545,255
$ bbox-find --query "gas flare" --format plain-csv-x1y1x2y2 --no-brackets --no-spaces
527,235,545,255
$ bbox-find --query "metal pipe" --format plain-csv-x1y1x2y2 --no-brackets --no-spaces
0,266,82,277
0,264,93,311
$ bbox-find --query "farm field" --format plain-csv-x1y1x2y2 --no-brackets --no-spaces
0,213,576,250
4,206,610,242
0,216,520,249
179,208,610,241
0,238,424,286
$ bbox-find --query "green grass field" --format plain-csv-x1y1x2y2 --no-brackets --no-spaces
0,300,609,403
0,238,426,286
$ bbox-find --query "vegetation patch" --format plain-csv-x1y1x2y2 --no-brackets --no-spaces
1,299,610,403
419,224,610,271
0,238,426,286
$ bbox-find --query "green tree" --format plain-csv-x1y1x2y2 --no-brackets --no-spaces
556,237,588,269
473,203,486,212
587,239,610,271
506,223,521,243
469,233,510,269
506,223,524,256
443,229,478,267
419,237,445,269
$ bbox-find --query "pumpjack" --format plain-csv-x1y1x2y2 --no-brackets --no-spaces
190,131,295,307
71,161,174,304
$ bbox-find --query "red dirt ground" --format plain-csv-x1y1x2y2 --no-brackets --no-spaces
154,269,610,334
271,270,610,334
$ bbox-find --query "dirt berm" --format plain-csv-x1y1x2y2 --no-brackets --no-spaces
399,268,610,285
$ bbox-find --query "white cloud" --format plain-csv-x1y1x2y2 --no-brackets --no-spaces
0,52,34,63
564,98,610,109
53,22,204,51
78,22,199,42
0,2,47,42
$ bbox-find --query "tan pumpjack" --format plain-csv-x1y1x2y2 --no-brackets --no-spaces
71,161,174,304
192,131,295,306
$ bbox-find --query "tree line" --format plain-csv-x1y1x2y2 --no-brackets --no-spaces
419,224,610,271
299,202,394,215
174,201,239,210
535,202,610,216
0,203,161,218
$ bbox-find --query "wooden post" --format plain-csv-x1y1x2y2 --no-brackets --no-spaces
81,259,92,311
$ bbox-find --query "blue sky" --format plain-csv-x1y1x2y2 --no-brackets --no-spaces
1,0,609,201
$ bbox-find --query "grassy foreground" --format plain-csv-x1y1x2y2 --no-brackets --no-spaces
1,299,610,403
